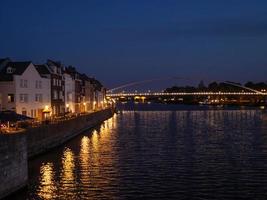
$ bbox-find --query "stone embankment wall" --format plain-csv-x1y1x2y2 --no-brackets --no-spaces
0,108,113,199
27,108,114,158
0,133,27,199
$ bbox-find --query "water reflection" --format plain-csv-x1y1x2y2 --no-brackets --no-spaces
59,148,76,199
26,108,267,200
37,162,57,200
80,136,90,185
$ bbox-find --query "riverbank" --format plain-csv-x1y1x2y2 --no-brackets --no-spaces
9,106,267,200
0,108,114,199
27,108,114,158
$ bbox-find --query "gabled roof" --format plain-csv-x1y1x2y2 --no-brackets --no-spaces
4,62,31,75
64,66,81,80
80,73,90,81
88,77,103,90
47,59,62,68
0,61,31,81
35,64,51,75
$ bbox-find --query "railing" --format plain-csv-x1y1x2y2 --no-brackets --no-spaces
107,92,267,97
0,107,111,134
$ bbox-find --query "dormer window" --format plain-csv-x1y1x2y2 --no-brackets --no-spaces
6,67,13,74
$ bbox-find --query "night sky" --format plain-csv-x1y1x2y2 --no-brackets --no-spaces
1,0,267,90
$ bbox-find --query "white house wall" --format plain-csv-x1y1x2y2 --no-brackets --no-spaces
64,73,75,113
14,63,51,118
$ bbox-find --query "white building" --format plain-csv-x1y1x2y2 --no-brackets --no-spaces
0,60,51,120
64,72,75,113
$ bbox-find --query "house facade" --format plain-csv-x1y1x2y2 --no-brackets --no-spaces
46,60,65,116
0,60,51,120
65,66,84,113
0,58,107,119
80,74,95,112
64,71,75,113
89,78,106,110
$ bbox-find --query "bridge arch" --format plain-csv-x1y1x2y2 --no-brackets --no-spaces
107,77,264,95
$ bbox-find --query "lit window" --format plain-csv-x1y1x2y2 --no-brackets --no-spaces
7,94,14,103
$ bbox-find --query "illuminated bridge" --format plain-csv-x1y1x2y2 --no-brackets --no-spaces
107,91,267,98
107,77,267,98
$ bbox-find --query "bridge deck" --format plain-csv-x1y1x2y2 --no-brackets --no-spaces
107,92,267,97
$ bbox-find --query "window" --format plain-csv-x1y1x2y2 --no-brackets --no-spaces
7,94,14,103
22,109,27,116
53,90,57,99
53,78,56,86
35,80,42,89
23,80,28,88
59,91,62,100
35,94,43,102
6,67,13,74
20,79,28,88
19,94,28,103
67,92,72,101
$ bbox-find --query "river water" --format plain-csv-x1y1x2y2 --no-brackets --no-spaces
14,104,267,199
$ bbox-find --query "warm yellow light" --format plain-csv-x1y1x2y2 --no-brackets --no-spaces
93,101,97,105
83,102,86,106
44,105,49,111
66,104,69,108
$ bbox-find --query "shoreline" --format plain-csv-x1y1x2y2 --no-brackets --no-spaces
0,108,115,199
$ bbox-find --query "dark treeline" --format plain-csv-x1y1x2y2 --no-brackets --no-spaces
165,81,267,93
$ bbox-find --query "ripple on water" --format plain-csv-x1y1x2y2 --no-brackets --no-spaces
23,109,267,200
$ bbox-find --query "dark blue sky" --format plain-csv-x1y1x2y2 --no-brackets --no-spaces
1,0,267,90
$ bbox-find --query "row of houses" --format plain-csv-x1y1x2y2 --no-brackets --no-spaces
0,58,106,120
